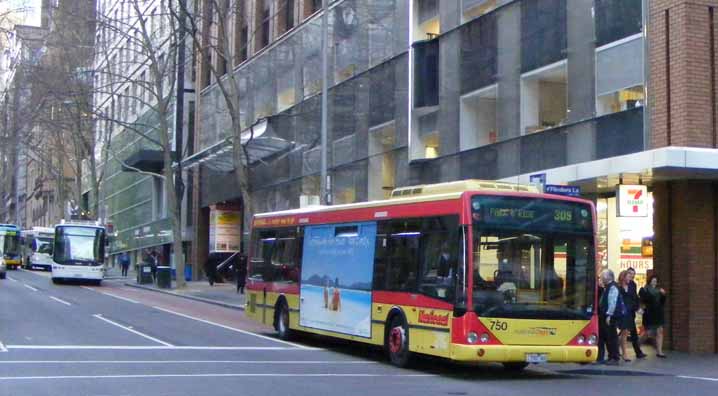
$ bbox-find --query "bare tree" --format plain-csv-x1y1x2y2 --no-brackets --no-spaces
94,0,188,287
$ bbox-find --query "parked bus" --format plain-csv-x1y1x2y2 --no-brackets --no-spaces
0,224,22,270
22,227,55,271
51,221,107,285
246,180,598,369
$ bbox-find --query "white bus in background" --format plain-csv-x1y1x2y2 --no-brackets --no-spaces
51,221,107,285
22,227,55,271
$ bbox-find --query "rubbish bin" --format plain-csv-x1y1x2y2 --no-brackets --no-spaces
156,266,172,289
184,264,192,282
137,264,153,284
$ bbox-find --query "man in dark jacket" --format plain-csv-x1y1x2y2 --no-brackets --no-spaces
625,268,647,359
599,269,621,365
235,253,247,294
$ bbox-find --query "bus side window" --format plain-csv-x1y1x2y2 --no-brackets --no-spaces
385,219,421,292
372,221,390,290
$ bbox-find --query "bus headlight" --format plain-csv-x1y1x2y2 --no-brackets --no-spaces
577,335,586,345
467,332,478,344
587,334,597,345
479,333,490,343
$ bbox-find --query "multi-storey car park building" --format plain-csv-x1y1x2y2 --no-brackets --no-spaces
183,0,718,353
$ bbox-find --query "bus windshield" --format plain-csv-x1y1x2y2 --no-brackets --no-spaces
35,237,54,254
54,226,105,265
0,234,20,256
471,196,595,320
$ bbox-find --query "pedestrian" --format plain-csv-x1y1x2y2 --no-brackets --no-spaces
235,253,247,294
639,275,668,358
204,254,217,286
595,277,607,364
147,250,158,283
624,268,647,359
617,270,633,362
119,251,131,278
598,269,621,365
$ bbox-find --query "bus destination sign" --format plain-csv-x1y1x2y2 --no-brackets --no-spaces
472,196,592,233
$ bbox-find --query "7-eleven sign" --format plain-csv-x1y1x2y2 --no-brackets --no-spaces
618,185,648,217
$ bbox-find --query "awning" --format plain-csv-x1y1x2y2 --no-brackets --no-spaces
499,146,718,194
182,117,295,172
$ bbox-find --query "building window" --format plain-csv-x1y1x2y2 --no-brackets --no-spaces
521,0,567,72
233,0,248,65
304,0,321,19
414,0,439,42
153,177,166,220
368,145,396,201
520,60,568,134
278,0,295,35
594,0,643,47
255,0,271,51
368,0,395,67
596,36,645,116
333,2,359,83
416,111,439,159
460,84,497,150
462,0,497,22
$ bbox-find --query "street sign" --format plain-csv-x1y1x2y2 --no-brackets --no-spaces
545,184,581,197
529,173,546,192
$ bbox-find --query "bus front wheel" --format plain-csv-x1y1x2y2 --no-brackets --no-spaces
275,301,292,340
386,315,412,367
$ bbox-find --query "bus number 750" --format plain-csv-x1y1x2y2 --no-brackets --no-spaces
489,320,508,331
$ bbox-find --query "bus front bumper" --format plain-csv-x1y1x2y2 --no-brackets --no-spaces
4,259,20,267
451,344,597,363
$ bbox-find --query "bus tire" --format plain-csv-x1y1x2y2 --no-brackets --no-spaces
503,362,529,372
275,300,292,340
385,314,412,367
0,272,6,279
52,278,61,285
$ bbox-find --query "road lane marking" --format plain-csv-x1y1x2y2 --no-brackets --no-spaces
5,345,314,350
23,284,38,291
0,373,436,381
0,360,375,364
99,291,139,304
80,286,96,291
7,277,17,282
93,314,174,347
152,305,311,349
0,341,7,352
49,296,71,306
678,375,718,382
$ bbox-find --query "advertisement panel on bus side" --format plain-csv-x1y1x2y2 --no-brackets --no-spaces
299,222,376,338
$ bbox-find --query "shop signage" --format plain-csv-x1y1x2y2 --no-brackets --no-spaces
617,185,648,217
209,207,242,252
545,184,581,197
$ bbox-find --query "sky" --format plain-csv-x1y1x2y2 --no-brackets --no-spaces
4,0,41,26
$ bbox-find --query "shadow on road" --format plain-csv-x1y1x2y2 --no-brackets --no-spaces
290,332,582,381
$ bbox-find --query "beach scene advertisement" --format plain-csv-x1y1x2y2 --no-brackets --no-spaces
300,223,376,338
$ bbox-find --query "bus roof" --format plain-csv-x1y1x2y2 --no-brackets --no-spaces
254,179,581,224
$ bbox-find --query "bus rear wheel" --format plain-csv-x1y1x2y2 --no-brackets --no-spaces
275,301,292,340
386,315,412,367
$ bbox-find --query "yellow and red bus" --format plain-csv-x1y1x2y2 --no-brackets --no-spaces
246,180,598,370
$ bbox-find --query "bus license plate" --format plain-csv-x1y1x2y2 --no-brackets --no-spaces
525,353,548,364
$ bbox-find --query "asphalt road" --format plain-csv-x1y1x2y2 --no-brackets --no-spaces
1,269,717,396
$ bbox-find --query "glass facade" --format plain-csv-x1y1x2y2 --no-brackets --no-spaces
196,0,646,215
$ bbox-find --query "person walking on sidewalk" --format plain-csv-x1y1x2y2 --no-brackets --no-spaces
119,252,131,278
624,268,647,359
640,275,668,358
204,255,217,286
596,278,607,364
235,253,247,294
599,269,622,365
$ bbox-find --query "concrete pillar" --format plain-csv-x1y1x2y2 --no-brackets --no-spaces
652,181,718,353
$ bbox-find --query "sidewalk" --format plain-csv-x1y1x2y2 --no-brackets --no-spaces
548,349,718,379
125,278,246,310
